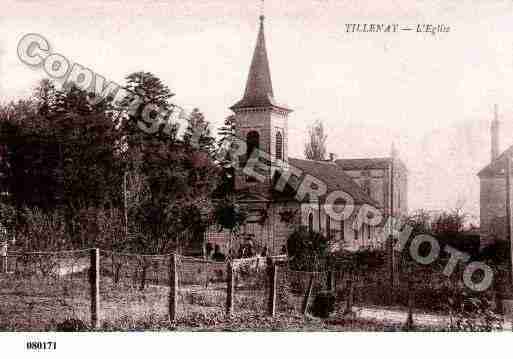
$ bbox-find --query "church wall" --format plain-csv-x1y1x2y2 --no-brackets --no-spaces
340,162,408,219
238,201,385,256
340,169,388,212
205,201,387,256
232,201,304,257
271,201,301,255
234,110,272,192
313,203,385,252
273,202,361,253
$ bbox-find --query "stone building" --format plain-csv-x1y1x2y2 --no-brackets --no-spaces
335,152,408,219
206,15,408,256
478,105,510,247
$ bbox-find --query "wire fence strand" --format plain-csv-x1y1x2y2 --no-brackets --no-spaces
0,248,504,330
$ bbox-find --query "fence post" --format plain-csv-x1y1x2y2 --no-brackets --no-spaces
140,260,147,291
267,259,278,317
1,256,6,274
327,271,335,292
89,248,100,329
386,236,396,304
302,274,314,316
344,277,354,315
404,279,414,330
1,242,7,274
226,260,234,316
169,253,178,322
204,261,209,289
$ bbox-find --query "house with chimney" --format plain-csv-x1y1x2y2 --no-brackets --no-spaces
478,105,512,247
206,15,408,256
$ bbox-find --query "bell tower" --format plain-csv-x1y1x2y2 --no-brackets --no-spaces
230,15,292,192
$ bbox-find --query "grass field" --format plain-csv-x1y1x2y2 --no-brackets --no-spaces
0,272,464,332
0,252,503,332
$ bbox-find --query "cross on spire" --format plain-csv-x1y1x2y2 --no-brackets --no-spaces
230,6,274,110
230,4,291,112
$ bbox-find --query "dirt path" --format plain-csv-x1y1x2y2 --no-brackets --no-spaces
354,305,510,330
353,306,450,327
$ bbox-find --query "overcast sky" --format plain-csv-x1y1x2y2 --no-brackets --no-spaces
2,0,513,220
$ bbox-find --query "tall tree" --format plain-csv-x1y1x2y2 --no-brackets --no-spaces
217,115,236,149
304,120,327,161
0,80,124,249
214,115,236,197
118,72,219,254
49,82,123,210
184,108,215,154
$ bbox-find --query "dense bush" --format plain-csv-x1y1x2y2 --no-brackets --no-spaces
55,318,89,332
477,240,511,265
0,203,16,231
310,290,335,318
287,226,328,271
16,207,67,250
13,206,127,251
328,249,385,272
445,291,502,331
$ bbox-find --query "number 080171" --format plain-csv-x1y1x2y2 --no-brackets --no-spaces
26,341,56,350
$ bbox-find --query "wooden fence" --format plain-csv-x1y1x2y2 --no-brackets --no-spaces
1,248,504,330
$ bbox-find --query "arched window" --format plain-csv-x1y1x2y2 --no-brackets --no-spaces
246,131,260,158
326,216,331,239
275,132,283,160
340,220,345,242
308,213,314,233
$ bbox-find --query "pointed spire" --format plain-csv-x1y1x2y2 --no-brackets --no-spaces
231,15,277,110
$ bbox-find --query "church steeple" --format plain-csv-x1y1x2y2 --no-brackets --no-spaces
231,13,291,192
231,15,286,111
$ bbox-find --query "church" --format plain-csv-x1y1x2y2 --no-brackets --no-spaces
206,15,408,256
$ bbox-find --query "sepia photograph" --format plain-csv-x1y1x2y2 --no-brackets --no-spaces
1,0,513,356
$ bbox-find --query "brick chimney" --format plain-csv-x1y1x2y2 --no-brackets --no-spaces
491,104,500,162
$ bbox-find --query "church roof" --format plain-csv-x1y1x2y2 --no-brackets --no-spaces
231,16,290,112
273,157,379,206
336,157,408,173
477,144,513,177
335,157,393,170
